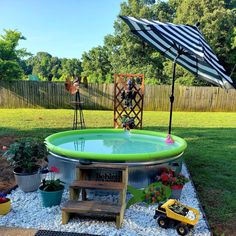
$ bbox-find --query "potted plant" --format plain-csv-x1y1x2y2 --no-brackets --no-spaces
2,138,48,192
158,168,189,199
0,193,11,215
39,166,64,207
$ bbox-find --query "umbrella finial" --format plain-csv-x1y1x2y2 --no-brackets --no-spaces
195,22,200,28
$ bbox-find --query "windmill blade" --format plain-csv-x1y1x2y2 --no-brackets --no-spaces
65,79,72,92
69,85,78,95
65,79,78,95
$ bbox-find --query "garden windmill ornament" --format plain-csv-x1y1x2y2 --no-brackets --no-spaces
120,16,236,140
65,78,79,95
65,77,86,130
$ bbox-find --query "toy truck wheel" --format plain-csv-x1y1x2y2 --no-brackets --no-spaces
176,223,189,236
157,216,169,229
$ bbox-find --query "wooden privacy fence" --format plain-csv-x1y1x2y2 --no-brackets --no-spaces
0,81,235,111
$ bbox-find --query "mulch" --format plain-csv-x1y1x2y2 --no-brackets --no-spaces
0,136,17,193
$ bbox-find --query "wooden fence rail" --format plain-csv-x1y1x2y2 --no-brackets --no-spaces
0,81,235,111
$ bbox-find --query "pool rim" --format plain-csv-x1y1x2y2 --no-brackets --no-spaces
45,129,187,162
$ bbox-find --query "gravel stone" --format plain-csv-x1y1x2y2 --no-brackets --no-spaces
0,164,211,235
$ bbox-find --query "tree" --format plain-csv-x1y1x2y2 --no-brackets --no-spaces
170,0,236,84
103,0,235,85
26,52,63,81
26,53,83,81
103,0,176,84
0,30,29,80
81,46,112,83
61,58,82,78
26,52,52,80
50,56,62,80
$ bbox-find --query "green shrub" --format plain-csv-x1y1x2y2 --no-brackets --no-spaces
126,182,171,208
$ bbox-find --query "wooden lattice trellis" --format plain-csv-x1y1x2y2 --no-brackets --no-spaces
114,74,144,129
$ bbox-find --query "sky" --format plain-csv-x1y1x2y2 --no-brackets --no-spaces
0,0,124,59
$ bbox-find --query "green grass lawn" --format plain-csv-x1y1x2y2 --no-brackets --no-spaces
0,109,236,235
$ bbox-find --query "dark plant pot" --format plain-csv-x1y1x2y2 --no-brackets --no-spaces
13,166,41,192
39,185,64,207
170,185,183,200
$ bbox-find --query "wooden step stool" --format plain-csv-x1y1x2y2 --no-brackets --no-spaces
61,163,128,228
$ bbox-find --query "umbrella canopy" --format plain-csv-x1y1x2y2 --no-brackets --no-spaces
120,16,236,134
120,16,235,89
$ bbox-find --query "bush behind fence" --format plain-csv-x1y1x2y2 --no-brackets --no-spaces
0,81,235,111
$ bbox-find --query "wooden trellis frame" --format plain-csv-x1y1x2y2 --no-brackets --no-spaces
114,74,144,129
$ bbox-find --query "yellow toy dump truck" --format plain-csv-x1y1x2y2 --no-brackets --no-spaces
154,199,200,235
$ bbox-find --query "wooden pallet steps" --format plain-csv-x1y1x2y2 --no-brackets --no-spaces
61,164,128,228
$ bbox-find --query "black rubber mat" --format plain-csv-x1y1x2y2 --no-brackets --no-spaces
35,230,98,236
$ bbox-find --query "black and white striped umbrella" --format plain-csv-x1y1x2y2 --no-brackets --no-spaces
120,16,236,134
121,16,235,89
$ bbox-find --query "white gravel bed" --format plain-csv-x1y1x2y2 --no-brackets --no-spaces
0,164,211,236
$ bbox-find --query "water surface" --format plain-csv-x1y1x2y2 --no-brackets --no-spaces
53,132,180,154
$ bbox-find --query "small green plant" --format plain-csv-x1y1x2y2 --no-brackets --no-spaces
2,138,48,173
126,182,171,208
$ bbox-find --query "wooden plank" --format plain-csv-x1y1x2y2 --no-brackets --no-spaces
116,206,125,228
69,187,80,200
70,180,125,191
62,211,70,224
120,168,128,205
76,163,128,171
62,200,121,215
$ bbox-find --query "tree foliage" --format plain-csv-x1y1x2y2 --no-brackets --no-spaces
26,53,82,81
61,58,82,78
103,0,175,84
81,46,112,83
103,0,235,86
1,0,235,85
0,30,30,80
173,0,236,83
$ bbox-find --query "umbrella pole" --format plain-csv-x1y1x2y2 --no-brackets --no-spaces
168,56,179,135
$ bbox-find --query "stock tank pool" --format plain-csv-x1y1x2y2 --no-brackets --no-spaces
45,129,187,188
